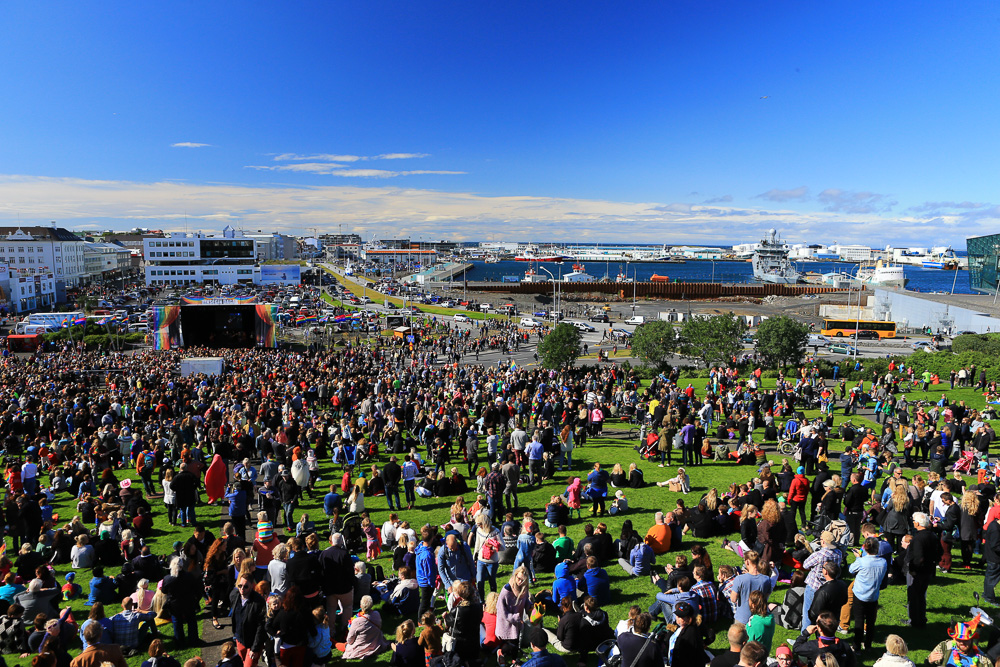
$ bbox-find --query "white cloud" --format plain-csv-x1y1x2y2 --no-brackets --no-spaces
0,174,980,246
170,142,212,148
817,188,897,214
246,164,465,178
272,152,429,163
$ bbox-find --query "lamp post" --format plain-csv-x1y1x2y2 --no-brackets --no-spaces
849,263,864,359
538,266,556,322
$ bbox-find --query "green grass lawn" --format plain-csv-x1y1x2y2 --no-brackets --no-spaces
14,376,995,666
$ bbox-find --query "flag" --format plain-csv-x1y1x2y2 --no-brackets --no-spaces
0,540,7,559
72,316,86,326
60,318,69,328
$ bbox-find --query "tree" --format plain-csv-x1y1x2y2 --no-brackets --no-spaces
631,320,679,372
537,323,582,369
754,315,809,370
679,312,748,368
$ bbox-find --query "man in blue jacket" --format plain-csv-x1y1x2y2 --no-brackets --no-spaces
576,556,611,605
587,464,609,515
619,535,655,576
648,574,700,623
415,527,439,619
551,562,577,604
436,534,475,594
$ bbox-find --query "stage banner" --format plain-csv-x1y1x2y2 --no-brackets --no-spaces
255,304,278,348
152,306,183,350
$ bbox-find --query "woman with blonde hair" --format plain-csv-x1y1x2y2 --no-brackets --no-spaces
702,488,719,512
882,484,912,551
609,463,626,488
469,512,501,599
495,566,530,645
873,634,915,667
959,489,984,568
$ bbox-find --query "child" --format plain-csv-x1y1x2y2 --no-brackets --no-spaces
391,619,422,667
417,611,443,666
217,641,241,667
610,490,628,516
929,445,947,476
362,517,380,560
308,607,333,665
61,572,81,600
745,589,775,653
482,592,500,650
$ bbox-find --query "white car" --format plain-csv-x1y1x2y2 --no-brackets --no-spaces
625,315,646,326
454,314,472,323
808,334,831,346
357,296,372,304
519,317,542,328
569,321,596,332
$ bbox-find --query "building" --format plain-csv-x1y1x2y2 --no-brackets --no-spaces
82,242,133,283
967,233,1000,294
244,233,298,262
360,248,438,266
0,226,87,289
833,244,878,262
143,226,258,286
9,271,55,313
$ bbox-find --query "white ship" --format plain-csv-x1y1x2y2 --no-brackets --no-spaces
562,245,668,262
751,229,803,284
822,260,908,289
888,246,965,270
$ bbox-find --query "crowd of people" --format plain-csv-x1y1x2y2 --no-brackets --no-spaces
0,311,994,667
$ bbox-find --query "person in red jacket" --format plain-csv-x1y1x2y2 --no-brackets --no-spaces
788,467,810,529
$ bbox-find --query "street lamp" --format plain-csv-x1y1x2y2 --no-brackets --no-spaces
848,263,864,359
538,266,556,321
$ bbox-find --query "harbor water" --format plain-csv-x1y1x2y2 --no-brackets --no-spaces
461,260,974,294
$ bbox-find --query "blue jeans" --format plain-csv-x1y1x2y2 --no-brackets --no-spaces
560,451,572,470
282,502,296,530
801,586,817,632
404,479,416,505
22,478,37,498
385,484,401,511
476,560,498,599
487,495,501,519
179,504,196,525
513,550,535,581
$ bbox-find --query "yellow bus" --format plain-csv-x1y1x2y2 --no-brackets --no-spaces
821,319,896,339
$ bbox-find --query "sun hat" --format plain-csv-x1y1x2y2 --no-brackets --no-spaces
949,615,982,641
119,479,131,489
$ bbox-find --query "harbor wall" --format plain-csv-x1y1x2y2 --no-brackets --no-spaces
468,281,850,299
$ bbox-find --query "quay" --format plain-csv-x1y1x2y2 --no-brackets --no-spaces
465,280,853,299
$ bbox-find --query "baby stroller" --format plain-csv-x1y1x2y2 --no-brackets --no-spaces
341,513,365,553
954,450,976,474
636,435,659,461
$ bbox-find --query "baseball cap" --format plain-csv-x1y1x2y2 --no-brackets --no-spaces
673,601,695,619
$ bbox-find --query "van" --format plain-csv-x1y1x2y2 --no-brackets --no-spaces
625,315,645,325
24,324,52,335
519,317,542,329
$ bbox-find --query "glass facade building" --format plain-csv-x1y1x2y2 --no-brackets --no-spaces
967,233,1000,294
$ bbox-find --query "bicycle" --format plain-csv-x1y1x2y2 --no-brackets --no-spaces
627,413,652,440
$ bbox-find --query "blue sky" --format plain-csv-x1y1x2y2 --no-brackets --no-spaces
0,2,998,245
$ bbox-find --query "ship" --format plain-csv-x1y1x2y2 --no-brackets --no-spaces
751,229,803,284
514,245,569,262
521,268,550,283
821,260,908,289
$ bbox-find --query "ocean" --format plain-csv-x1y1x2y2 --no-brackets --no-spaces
460,260,974,294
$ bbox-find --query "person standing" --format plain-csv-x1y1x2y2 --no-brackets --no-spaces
171,463,198,527
527,432,545,487
984,514,1000,606
230,576,267,667
848,536,888,653
800,532,842,633
382,456,402,512
401,455,419,510
161,559,199,648
415,527,439,619
319,533,355,641
903,512,942,628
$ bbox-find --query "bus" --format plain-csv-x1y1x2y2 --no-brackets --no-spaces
821,319,896,339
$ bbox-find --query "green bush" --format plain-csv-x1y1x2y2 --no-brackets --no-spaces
952,334,1000,356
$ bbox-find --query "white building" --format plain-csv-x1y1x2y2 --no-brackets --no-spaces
0,226,87,289
83,242,132,283
244,233,298,262
833,244,877,262
9,271,56,313
143,226,258,286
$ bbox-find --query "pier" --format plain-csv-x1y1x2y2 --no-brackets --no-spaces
466,280,854,299
401,261,472,284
